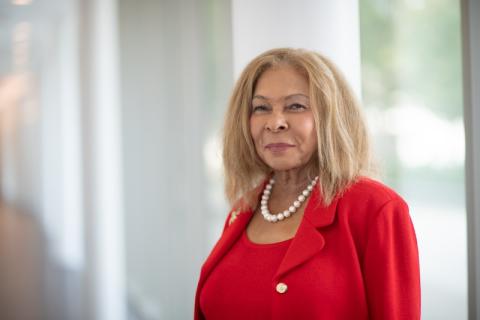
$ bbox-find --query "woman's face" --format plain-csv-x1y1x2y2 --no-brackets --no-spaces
250,64,317,172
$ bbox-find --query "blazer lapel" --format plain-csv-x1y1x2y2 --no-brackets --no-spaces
198,184,339,285
274,187,339,280
199,208,254,284
198,179,267,291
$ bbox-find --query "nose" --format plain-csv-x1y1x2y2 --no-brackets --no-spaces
265,112,288,132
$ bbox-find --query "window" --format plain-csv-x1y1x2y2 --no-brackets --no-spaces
360,0,466,318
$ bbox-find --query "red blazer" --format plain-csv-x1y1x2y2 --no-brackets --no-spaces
194,177,421,319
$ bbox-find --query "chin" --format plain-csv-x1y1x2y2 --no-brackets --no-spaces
264,160,300,172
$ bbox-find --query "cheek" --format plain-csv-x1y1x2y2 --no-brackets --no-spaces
249,117,262,144
296,116,316,140
296,117,317,153
308,121,317,142
308,122,318,148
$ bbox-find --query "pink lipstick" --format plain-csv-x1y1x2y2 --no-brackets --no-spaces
265,143,294,152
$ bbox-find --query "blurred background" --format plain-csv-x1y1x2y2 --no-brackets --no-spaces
0,0,473,319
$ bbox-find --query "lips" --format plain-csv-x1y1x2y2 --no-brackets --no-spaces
265,143,295,152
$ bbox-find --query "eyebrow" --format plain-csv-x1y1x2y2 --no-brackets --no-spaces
252,93,309,101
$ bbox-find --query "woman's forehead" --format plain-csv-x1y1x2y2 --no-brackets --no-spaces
252,93,309,102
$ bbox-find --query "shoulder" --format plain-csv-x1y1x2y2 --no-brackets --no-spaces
339,176,407,209
333,177,413,254
333,176,409,228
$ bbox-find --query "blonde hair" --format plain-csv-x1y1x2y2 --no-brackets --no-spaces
223,48,375,209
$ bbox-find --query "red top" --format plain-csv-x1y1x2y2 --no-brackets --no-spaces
194,177,421,320
200,230,292,319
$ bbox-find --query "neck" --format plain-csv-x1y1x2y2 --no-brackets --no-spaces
272,167,313,192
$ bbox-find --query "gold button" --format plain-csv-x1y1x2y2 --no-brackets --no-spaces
276,282,288,294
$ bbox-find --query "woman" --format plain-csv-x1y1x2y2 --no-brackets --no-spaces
194,48,420,319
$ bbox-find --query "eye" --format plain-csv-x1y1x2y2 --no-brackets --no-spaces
252,105,269,113
288,103,307,111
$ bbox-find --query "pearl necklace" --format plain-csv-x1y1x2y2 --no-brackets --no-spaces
260,176,319,223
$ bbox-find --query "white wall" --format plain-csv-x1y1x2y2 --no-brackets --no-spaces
232,0,362,97
118,0,233,318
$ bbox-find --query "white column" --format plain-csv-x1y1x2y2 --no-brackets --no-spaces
79,0,126,319
231,0,361,97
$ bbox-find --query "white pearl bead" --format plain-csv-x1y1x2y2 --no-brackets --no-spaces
260,176,318,223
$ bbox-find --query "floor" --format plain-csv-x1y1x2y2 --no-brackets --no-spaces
0,201,45,320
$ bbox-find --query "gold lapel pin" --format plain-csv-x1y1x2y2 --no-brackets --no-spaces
228,209,240,226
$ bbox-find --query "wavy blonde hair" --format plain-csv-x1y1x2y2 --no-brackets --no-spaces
223,48,375,209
